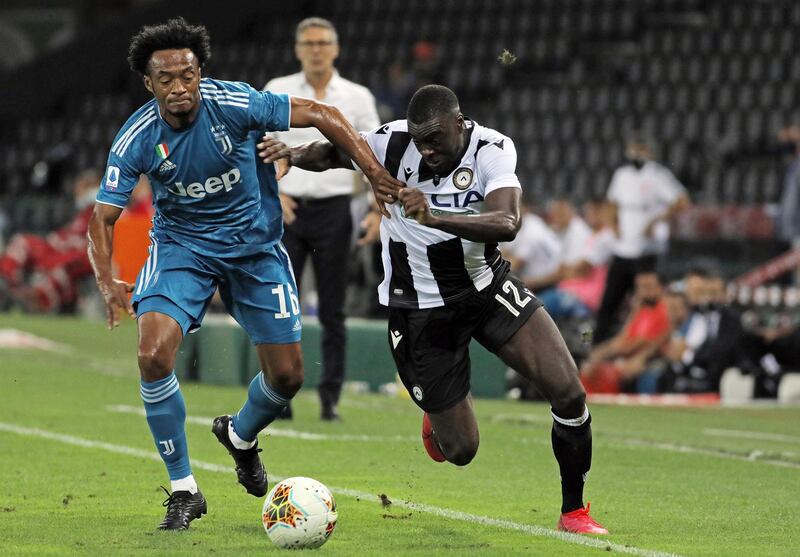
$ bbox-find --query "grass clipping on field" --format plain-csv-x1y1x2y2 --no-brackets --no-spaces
498,49,517,66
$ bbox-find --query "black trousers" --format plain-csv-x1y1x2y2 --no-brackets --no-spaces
281,195,353,406
592,254,657,345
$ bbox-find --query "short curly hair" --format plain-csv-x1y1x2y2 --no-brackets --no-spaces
127,17,211,75
407,85,460,124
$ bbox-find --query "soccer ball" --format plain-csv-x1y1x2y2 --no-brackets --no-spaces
262,476,338,549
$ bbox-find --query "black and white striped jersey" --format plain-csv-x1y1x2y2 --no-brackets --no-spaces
359,119,521,309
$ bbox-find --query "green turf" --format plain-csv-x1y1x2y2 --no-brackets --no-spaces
1,313,798,556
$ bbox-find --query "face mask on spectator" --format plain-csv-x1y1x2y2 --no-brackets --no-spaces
627,157,646,169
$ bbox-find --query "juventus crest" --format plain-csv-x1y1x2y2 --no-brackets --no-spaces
211,124,233,156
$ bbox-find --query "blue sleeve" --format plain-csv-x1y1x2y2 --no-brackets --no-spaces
249,88,291,132
202,80,290,134
95,136,143,208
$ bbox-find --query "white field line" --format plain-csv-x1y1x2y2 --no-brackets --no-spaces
702,428,800,444
106,405,417,443
0,421,683,557
602,436,800,469
109,405,800,468
489,413,800,468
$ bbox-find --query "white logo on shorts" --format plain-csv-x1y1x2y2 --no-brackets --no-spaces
390,330,403,349
412,385,423,401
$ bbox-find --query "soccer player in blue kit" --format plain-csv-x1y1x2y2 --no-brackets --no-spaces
87,18,401,530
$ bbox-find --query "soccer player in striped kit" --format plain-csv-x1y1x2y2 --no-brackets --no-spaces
260,85,608,534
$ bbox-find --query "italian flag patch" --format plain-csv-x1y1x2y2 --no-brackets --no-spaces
155,143,169,159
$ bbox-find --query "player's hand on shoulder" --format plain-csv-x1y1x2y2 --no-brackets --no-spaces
398,188,432,226
98,278,135,330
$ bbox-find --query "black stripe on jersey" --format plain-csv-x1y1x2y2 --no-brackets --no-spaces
484,242,504,273
418,160,436,184
427,237,476,301
383,131,412,179
388,239,419,306
484,242,499,266
475,137,505,156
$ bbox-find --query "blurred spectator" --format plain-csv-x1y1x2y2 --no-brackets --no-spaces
548,198,592,266
410,39,442,87
535,198,616,318
375,61,416,122
593,134,690,344
375,39,442,122
500,199,561,287
580,271,672,393
527,198,591,290
265,17,380,421
660,269,744,393
740,323,800,398
776,125,800,244
0,169,100,312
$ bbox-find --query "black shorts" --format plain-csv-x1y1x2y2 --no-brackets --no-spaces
387,265,542,413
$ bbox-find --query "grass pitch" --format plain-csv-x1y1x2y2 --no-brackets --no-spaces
1,314,798,556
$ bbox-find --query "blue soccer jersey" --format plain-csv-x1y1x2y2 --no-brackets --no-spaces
97,78,290,258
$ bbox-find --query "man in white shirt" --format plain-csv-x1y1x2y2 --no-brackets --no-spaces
549,199,592,266
593,136,690,344
500,201,561,286
265,17,380,420
524,199,592,292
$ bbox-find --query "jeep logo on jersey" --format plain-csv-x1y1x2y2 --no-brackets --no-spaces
453,167,474,190
167,168,241,198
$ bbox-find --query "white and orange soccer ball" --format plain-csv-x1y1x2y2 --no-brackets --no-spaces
262,476,338,549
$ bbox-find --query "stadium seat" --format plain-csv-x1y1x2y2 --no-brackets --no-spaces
720,368,755,404
777,373,800,403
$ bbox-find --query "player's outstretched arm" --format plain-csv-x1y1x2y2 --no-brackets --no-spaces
87,203,135,329
288,96,403,216
257,137,351,173
398,186,522,243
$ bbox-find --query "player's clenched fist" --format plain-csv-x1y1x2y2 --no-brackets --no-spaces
398,188,432,226
97,278,135,329
363,168,405,218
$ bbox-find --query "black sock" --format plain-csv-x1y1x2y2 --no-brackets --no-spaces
551,408,592,514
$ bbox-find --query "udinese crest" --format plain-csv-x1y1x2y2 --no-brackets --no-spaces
452,167,474,190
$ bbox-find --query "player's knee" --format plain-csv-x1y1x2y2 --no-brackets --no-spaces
439,437,478,466
552,385,586,418
137,346,173,382
446,442,478,466
267,360,304,397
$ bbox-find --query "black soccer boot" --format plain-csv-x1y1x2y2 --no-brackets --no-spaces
158,487,207,530
211,415,268,497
